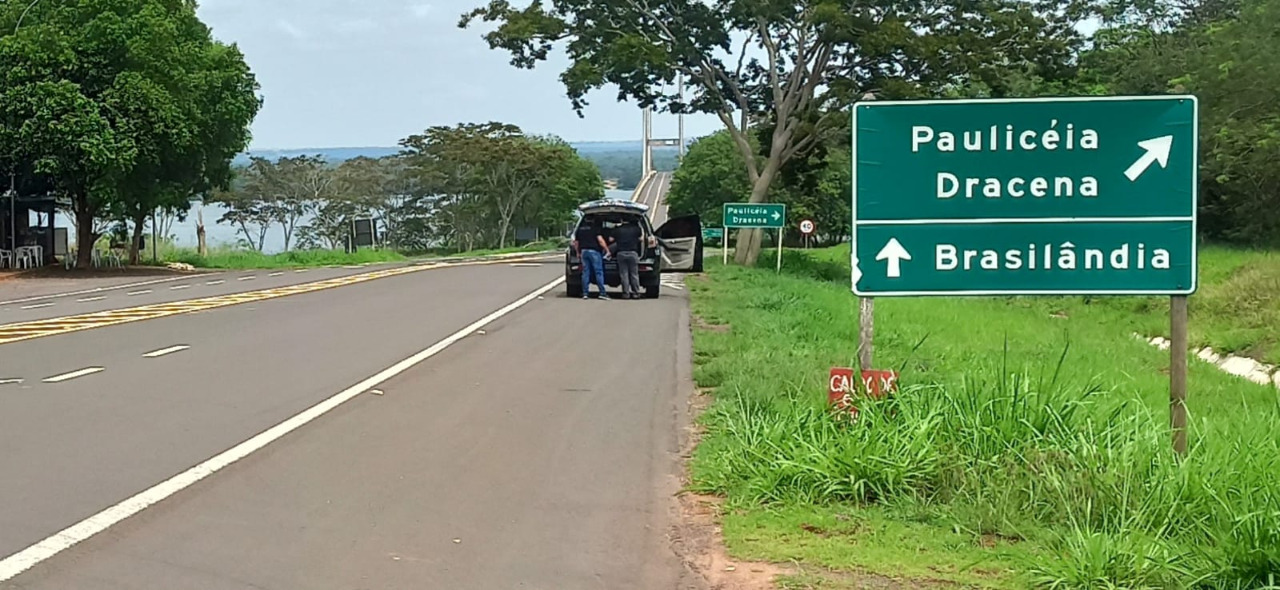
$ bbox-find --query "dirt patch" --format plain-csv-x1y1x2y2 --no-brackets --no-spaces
671,383,793,590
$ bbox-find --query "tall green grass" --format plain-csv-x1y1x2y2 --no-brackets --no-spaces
690,254,1280,588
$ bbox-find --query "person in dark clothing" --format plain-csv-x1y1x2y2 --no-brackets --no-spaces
573,221,610,299
611,220,644,299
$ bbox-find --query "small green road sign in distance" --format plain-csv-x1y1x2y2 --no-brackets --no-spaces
724,203,786,229
851,95,1198,296
702,227,724,240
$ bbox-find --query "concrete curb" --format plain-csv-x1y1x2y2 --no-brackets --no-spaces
1137,333,1279,387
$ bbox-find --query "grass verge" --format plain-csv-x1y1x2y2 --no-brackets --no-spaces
786,244,1280,365
162,247,407,269
687,247,1280,588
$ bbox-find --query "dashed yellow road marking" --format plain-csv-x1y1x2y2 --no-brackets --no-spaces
0,257,549,346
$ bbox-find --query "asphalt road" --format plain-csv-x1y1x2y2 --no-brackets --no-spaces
0,255,556,325
0,258,697,588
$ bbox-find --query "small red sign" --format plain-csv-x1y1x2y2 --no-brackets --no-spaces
828,367,899,417
828,367,856,409
861,369,899,399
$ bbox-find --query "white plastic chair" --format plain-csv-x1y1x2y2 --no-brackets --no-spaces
14,246,38,269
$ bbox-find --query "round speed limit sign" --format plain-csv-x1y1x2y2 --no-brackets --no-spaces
799,219,815,235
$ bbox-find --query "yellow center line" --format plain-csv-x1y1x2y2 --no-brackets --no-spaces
0,256,547,346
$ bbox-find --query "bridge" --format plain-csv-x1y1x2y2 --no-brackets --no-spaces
630,103,684,226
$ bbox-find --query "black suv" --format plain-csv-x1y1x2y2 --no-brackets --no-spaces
565,199,703,298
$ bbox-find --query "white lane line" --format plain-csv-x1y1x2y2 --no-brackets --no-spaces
206,280,225,286
237,276,255,281
76,296,107,303
0,378,23,386
294,269,309,273
268,272,284,277
0,275,214,306
0,275,564,583
169,285,191,291
42,367,104,384
20,303,54,310
142,345,190,358
127,290,152,296
510,263,542,267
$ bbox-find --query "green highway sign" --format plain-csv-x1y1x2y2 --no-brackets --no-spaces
724,203,786,229
852,95,1198,296
702,227,724,240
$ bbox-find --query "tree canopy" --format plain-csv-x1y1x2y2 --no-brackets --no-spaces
0,0,261,267
461,0,1095,264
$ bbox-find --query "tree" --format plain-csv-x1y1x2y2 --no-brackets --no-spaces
211,186,271,251
460,0,1091,264
526,137,603,238
0,0,259,269
668,127,850,246
400,123,573,250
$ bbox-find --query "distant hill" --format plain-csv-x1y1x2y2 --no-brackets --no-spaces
233,140,687,166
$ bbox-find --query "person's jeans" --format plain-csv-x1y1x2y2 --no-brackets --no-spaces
617,251,640,297
581,250,606,296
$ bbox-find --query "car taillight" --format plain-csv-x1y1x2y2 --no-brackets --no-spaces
639,265,652,272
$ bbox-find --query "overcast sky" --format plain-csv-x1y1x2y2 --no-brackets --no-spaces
197,0,723,150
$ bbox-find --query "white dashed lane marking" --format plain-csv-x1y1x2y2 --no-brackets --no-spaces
20,303,54,310
127,290,152,296
170,285,191,291
205,280,225,286
142,345,190,358
76,296,106,303
43,367,104,384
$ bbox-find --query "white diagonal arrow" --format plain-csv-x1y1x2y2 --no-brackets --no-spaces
876,238,911,278
1124,135,1173,181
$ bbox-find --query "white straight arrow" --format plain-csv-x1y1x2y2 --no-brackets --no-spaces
876,238,911,278
1124,135,1173,181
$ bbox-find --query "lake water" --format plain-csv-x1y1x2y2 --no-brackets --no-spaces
46,189,635,254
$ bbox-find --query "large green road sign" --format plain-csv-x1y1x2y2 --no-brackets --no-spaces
724,203,786,229
852,95,1198,296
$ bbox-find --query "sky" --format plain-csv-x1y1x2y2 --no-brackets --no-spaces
196,0,725,150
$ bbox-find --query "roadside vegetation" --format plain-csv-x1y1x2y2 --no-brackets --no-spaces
158,246,407,270
686,247,1280,588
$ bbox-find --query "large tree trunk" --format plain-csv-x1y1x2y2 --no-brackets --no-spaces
74,199,97,270
733,159,782,266
128,212,146,265
196,207,207,256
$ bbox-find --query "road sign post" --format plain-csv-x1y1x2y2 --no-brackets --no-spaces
724,203,787,272
852,95,1198,453
800,219,815,249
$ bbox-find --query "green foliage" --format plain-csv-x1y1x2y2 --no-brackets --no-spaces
462,0,1094,264
398,122,592,250
667,129,851,245
0,0,260,267
164,245,406,270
